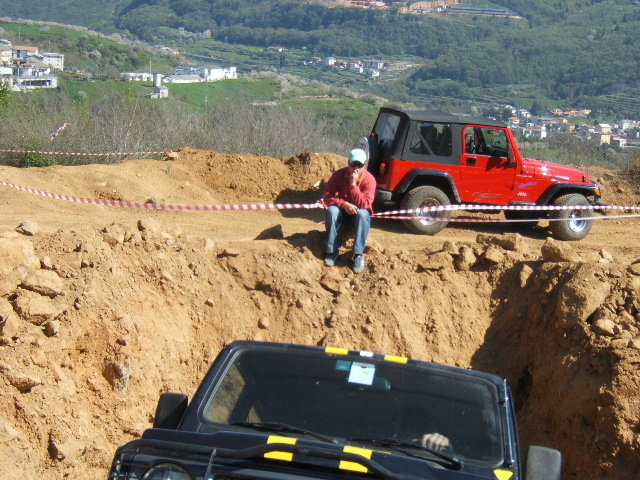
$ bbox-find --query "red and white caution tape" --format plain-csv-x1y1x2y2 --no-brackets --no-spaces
373,204,640,215
375,214,639,223
0,149,170,156
0,180,323,211
1,179,639,221
50,123,72,143
373,204,640,223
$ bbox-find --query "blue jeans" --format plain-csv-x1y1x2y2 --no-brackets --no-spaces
325,205,371,256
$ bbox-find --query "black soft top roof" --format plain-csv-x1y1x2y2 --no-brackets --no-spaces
380,107,507,128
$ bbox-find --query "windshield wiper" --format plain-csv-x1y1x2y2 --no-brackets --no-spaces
348,437,463,471
230,421,340,444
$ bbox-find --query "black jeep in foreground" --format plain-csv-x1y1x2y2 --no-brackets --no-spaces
108,341,561,480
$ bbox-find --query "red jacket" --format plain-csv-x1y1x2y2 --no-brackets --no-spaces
323,167,376,212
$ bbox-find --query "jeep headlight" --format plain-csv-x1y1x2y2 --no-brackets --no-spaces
142,463,192,480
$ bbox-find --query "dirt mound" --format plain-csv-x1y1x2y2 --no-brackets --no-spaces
0,150,639,479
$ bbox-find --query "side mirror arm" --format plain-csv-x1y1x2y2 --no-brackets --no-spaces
507,143,517,167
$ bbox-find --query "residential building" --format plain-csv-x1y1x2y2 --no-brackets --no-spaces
0,45,12,64
173,64,237,81
163,74,203,84
349,62,364,74
611,137,627,148
121,72,154,82
13,45,38,59
196,65,237,81
41,52,65,71
12,57,58,89
363,59,384,70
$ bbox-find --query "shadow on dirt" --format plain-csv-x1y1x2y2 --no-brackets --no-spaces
371,213,554,241
274,188,325,223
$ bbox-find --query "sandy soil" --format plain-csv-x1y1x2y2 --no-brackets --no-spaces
0,148,639,479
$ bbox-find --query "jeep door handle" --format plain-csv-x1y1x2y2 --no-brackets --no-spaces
467,157,477,166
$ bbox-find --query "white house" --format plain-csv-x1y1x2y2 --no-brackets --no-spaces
163,74,203,84
195,65,237,81
41,52,65,71
618,119,635,131
12,58,58,90
21,57,52,76
174,64,237,81
120,72,154,82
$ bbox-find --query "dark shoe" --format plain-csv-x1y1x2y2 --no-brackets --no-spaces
352,254,365,274
324,252,339,267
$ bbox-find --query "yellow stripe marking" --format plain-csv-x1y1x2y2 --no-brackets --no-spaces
264,436,297,461
384,355,408,363
325,347,349,355
494,469,514,480
339,445,373,473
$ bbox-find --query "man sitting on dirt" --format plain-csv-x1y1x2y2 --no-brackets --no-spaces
323,148,376,274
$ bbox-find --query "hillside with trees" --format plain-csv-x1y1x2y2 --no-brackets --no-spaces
0,0,121,32
1,0,639,117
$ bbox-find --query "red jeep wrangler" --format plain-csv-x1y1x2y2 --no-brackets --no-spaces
368,108,603,241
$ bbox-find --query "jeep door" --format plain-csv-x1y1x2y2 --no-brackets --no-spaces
459,126,517,204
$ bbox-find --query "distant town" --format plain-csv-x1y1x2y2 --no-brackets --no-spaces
312,0,520,18
2,37,638,149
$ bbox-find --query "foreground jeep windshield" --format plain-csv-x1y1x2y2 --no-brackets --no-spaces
203,348,503,464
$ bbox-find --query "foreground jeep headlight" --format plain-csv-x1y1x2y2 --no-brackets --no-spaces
142,463,192,480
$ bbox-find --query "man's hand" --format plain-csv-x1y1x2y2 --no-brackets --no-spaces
350,169,361,186
421,433,451,451
343,202,358,215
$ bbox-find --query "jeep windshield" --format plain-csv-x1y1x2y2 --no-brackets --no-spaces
202,347,504,466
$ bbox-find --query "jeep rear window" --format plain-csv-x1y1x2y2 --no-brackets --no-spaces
373,112,401,152
202,349,503,465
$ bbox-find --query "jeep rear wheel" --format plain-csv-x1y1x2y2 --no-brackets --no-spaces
400,186,451,235
549,193,594,241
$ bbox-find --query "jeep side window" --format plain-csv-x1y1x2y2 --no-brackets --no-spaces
410,122,453,156
465,127,508,157
410,123,436,155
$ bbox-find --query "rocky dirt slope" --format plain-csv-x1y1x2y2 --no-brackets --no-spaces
0,148,639,479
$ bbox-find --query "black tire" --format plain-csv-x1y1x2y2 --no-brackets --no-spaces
549,193,594,241
504,210,540,230
400,186,451,235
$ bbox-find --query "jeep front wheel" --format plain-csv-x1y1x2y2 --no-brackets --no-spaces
400,186,451,235
549,193,594,241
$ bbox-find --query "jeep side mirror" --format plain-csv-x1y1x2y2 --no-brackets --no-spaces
153,392,189,429
525,445,562,480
